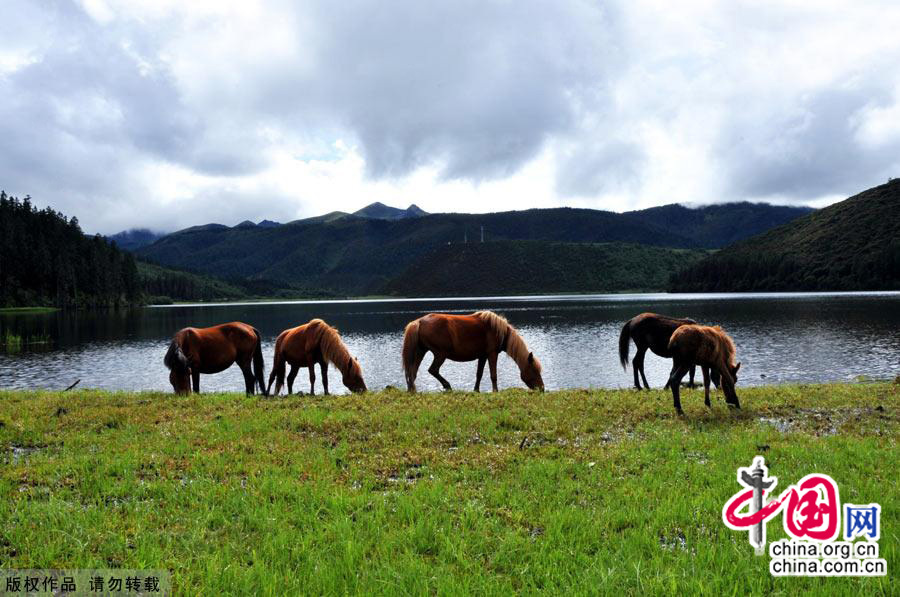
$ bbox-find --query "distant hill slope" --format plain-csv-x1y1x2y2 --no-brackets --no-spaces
136,260,248,303
384,241,710,297
627,202,813,248
353,202,428,220
670,180,900,291
137,207,697,295
108,228,165,251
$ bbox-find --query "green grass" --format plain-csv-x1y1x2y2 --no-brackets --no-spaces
1,383,896,595
0,307,58,314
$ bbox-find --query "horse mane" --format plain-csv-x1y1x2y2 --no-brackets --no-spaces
473,311,541,372
708,325,737,367
163,340,190,374
310,319,362,378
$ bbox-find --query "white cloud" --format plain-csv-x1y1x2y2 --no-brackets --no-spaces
0,0,898,233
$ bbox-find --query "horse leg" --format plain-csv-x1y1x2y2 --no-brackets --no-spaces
239,361,255,395
702,366,711,408
320,361,329,395
407,348,427,393
192,370,200,394
688,365,697,389
633,346,647,389
428,355,452,391
474,357,486,392
308,364,316,395
667,363,690,415
488,352,499,392
286,364,299,395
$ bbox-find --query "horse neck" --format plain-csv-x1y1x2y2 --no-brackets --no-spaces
503,327,530,370
319,327,351,373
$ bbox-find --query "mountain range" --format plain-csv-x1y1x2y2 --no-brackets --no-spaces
132,201,812,297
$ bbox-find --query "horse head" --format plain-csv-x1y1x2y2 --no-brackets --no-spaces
343,356,367,393
164,341,192,395
521,352,545,391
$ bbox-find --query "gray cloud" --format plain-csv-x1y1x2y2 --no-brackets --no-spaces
0,0,898,232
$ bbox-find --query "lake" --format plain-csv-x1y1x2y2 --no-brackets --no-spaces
2,292,899,394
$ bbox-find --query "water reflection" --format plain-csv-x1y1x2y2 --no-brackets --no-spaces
1,292,899,394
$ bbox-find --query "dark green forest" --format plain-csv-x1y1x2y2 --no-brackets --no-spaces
385,241,710,297
670,179,900,291
0,191,260,307
0,191,141,308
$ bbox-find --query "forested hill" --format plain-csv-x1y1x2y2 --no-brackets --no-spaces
626,202,814,248
383,241,709,297
669,180,900,292
0,192,141,308
136,202,814,297
136,207,697,296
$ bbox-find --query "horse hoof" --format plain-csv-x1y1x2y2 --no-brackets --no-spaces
676,409,685,416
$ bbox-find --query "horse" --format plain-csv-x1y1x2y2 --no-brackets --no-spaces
163,322,267,395
666,324,741,414
266,318,366,395
619,312,698,390
402,310,544,393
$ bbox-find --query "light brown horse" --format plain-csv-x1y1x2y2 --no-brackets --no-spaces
402,310,544,392
266,318,366,395
667,324,741,414
164,322,266,395
619,312,697,389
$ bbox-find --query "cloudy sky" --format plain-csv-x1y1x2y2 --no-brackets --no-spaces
2,0,899,234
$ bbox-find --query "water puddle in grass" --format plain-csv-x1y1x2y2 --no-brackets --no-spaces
6,444,45,464
659,530,688,551
757,406,893,436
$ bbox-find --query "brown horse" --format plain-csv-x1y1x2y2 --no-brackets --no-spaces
619,312,697,389
402,310,544,392
667,324,741,414
266,318,366,395
164,322,266,395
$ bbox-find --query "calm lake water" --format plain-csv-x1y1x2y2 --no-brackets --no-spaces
1,292,899,394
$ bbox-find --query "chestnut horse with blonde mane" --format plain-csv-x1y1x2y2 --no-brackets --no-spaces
402,310,544,392
266,318,366,395
164,322,266,395
666,324,741,414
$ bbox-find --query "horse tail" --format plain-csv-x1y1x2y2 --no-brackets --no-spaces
164,339,189,373
252,327,267,396
619,320,631,370
267,332,286,396
402,319,420,387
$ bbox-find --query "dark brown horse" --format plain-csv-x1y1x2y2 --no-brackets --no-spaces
667,324,741,414
402,310,544,392
163,322,266,395
266,318,366,395
619,312,697,389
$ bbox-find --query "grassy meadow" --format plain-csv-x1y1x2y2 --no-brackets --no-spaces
0,383,896,595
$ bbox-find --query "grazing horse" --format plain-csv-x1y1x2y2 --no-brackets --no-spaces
619,312,697,390
666,324,741,415
402,310,544,393
266,318,366,395
164,322,266,395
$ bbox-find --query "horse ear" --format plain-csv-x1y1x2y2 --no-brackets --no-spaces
528,352,534,364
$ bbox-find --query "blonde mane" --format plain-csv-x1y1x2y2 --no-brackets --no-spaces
709,325,738,367
473,311,541,372
309,319,362,378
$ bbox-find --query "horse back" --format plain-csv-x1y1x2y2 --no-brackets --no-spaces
179,322,258,373
417,313,497,360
